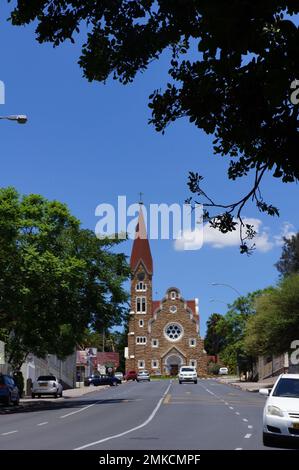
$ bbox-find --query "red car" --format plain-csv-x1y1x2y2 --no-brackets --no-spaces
125,370,137,381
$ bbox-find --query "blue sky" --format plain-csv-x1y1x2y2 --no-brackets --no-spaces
0,5,298,335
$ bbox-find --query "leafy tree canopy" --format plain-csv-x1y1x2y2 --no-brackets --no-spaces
6,0,299,252
215,291,265,372
204,312,225,355
275,232,299,277
244,274,299,356
0,187,130,369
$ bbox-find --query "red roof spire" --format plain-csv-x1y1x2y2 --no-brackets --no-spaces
130,204,153,274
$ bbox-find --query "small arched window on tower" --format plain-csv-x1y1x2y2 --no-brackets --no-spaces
170,291,177,300
136,296,147,314
136,281,147,292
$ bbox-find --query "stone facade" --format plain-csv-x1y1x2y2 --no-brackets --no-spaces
126,206,207,376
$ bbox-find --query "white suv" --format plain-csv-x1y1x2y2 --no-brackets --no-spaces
178,366,197,384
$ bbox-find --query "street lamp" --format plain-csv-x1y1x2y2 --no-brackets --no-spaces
211,282,241,296
209,298,228,305
0,115,28,124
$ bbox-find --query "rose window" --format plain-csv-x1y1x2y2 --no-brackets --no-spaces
165,323,183,341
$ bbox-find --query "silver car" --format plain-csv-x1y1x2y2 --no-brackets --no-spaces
137,370,150,382
32,375,63,398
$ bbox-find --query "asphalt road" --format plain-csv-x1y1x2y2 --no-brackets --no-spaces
0,379,271,450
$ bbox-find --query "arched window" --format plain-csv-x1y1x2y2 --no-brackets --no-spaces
136,281,147,292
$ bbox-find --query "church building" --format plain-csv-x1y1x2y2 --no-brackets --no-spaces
125,205,207,376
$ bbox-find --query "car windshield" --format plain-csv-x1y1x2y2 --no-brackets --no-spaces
272,378,299,398
181,368,195,372
139,371,148,374
37,376,56,381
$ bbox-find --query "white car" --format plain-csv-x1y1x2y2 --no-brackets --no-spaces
178,366,197,384
32,375,63,398
218,367,229,375
260,374,299,447
137,370,150,382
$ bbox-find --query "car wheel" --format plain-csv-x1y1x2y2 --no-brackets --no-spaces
5,394,13,406
179,381,182,384
13,397,20,406
31,393,36,399
194,380,197,384
38,394,41,398
60,390,63,398
54,393,58,398
263,432,277,447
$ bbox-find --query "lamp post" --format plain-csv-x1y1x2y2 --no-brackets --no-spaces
0,115,28,124
211,282,241,296
209,298,228,305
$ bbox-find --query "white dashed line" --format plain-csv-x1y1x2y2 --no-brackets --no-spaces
229,406,234,410
244,433,252,439
248,425,253,429
243,418,248,422
37,422,48,426
235,448,243,450
225,402,229,405
1,430,18,436
235,412,240,415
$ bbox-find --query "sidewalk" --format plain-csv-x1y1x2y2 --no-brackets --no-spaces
216,376,277,392
20,384,111,405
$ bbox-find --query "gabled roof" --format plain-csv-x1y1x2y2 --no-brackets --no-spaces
130,205,153,274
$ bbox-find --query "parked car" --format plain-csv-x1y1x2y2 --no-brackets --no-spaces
124,370,137,381
114,371,124,381
0,374,20,406
218,367,229,375
84,374,121,387
260,374,299,447
137,370,150,382
31,375,63,398
178,366,197,384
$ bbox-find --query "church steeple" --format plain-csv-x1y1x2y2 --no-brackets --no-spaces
130,204,153,275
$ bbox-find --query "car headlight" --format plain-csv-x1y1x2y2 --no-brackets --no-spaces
267,405,284,417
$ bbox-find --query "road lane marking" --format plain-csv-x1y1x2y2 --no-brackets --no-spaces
248,425,253,429
235,412,240,415
235,448,243,450
242,418,248,422
74,381,172,450
163,393,171,404
60,401,101,419
229,406,234,410
1,430,18,436
37,422,48,426
244,433,252,439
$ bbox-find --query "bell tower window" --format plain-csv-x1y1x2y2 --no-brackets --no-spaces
136,281,147,292
136,296,147,314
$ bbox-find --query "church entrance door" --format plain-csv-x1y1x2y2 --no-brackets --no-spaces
165,354,182,376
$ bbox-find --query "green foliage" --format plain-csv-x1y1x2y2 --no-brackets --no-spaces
7,1,299,252
275,233,299,277
215,292,264,373
244,274,299,356
204,313,225,355
0,187,130,369
207,362,220,376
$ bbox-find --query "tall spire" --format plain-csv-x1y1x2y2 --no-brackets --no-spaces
130,204,153,274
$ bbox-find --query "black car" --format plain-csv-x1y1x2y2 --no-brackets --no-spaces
0,374,20,406
84,374,121,387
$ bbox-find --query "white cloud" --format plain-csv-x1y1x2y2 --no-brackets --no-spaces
174,218,295,252
274,222,296,246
